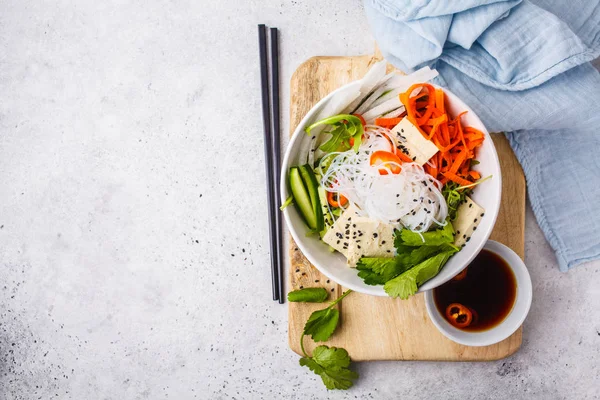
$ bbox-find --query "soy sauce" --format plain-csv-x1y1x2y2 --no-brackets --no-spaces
434,249,517,332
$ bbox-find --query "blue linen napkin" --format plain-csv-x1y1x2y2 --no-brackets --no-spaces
364,0,600,271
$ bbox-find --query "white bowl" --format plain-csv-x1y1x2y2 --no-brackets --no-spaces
281,80,502,296
424,240,532,346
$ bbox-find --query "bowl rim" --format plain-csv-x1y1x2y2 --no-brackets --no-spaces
424,240,533,347
281,79,502,296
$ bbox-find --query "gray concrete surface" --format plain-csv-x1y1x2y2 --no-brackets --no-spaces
0,1,598,399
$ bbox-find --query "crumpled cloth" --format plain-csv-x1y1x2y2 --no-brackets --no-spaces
364,0,600,271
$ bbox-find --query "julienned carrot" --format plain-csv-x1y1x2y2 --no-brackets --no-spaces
469,170,481,180
375,117,403,127
443,171,473,186
399,84,485,184
449,150,467,174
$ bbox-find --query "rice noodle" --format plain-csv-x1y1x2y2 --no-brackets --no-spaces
320,128,447,232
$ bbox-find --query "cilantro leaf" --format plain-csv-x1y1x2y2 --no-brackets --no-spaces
356,257,407,285
312,345,351,368
303,308,340,342
287,288,329,303
395,243,456,266
299,346,358,390
396,222,454,247
384,250,456,299
356,257,397,285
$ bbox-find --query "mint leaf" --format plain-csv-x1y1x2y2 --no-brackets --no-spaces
303,308,340,342
396,222,454,247
287,288,329,303
384,250,456,299
299,346,358,390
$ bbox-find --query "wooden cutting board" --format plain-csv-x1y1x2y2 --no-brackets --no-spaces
288,53,526,361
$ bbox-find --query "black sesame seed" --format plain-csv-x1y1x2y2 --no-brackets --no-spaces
413,199,418,202
469,203,473,208
344,242,348,246
466,237,471,242
381,241,386,244
345,230,350,234
412,156,417,161
337,240,340,244
473,227,477,231
457,230,461,234
463,234,466,239
373,233,378,238
480,213,485,217
326,280,330,283
352,224,356,228
315,280,319,283
357,245,361,249
295,269,300,273
302,272,306,276
474,219,478,223
300,286,304,289
396,194,400,198
331,288,335,292
401,128,404,133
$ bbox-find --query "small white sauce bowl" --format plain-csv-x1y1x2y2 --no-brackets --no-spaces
425,240,532,347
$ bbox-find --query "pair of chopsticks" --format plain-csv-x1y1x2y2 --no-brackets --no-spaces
258,24,284,303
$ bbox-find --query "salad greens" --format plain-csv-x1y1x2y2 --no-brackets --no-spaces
384,250,456,299
442,175,492,221
396,221,454,247
306,114,364,152
357,222,458,297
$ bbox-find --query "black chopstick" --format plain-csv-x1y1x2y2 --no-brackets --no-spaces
269,27,284,304
258,24,281,302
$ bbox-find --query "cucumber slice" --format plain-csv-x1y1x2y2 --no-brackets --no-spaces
318,186,333,228
289,167,317,229
299,165,324,232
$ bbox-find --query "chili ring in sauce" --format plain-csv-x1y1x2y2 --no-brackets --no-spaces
445,303,473,328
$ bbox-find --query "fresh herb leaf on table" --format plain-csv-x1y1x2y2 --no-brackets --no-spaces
292,288,358,390
287,287,328,303
304,308,340,342
299,346,358,390
302,289,351,342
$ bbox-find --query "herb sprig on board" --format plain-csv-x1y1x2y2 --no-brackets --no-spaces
289,288,358,390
